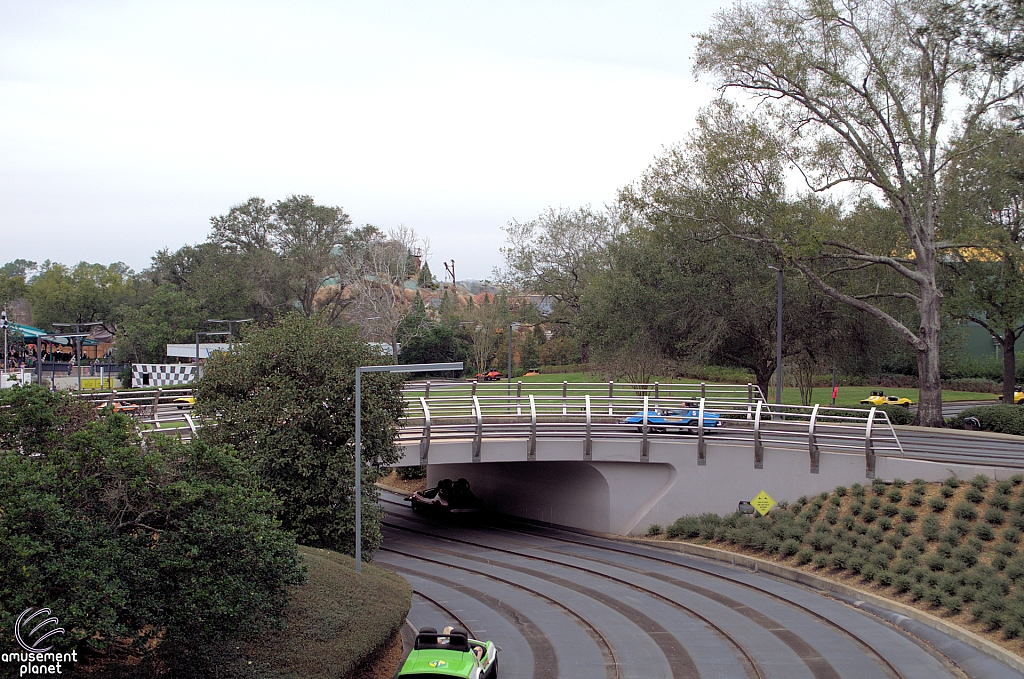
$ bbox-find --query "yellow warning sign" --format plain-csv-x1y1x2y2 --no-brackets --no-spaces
751,490,776,516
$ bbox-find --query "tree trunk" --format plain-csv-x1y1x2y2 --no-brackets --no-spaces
753,363,774,403
914,284,945,427
1004,329,1017,405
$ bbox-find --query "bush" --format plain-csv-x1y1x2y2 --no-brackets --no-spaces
887,488,903,503
990,493,1011,510
851,483,865,498
0,387,305,663
796,548,815,565
878,403,915,425
929,496,948,513
985,507,1007,525
647,524,664,536
965,487,986,504
196,315,405,556
868,496,882,509
907,492,924,507
953,502,978,521
667,517,702,539
882,503,900,517
944,476,962,488
862,508,877,523
877,516,893,531
977,523,996,541
1005,526,1022,543
396,465,427,480
834,485,848,497
949,405,1024,435
922,516,941,541
900,507,918,523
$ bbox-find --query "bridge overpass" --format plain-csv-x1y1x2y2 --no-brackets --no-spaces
78,381,1024,536
396,383,1024,535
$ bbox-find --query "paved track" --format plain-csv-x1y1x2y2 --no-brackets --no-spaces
378,493,1023,679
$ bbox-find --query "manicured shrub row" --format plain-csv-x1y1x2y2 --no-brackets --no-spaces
661,475,1024,638
948,405,1024,435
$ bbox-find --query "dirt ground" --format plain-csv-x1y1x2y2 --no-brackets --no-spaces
378,470,428,495
354,631,404,679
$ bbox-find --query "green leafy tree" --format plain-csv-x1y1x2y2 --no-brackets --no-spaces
28,261,137,329
195,315,404,557
942,126,1024,403
690,0,1024,426
399,324,469,377
0,387,303,665
0,259,35,310
115,285,206,364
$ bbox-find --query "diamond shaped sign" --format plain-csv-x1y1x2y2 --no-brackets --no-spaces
751,490,776,516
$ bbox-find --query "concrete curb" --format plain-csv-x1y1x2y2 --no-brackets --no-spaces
624,537,1024,674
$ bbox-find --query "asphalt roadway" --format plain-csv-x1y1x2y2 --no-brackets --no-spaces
377,491,1023,679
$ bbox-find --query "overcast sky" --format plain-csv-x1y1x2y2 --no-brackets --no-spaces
0,1,729,280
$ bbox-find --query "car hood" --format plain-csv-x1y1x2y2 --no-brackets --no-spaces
401,649,474,676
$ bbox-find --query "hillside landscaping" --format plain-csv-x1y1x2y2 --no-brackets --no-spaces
654,475,1024,655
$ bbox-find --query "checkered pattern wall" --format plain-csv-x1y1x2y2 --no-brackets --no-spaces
132,364,196,388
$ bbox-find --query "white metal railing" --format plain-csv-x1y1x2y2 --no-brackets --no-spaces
402,379,766,403
399,394,904,478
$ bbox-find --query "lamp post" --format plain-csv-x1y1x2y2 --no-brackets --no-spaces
354,361,463,572
194,319,250,379
767,265,783,405
195,330,232,380
507,323,520,397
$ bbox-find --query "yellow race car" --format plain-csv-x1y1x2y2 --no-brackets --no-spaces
172,396,196,409
998,389,1024,404
860,390,913,408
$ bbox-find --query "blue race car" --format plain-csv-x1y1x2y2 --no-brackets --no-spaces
621,406,721,434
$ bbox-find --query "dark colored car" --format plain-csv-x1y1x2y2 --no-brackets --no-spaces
407,478,482,514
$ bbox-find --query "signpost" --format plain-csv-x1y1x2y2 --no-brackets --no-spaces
750,490,776,516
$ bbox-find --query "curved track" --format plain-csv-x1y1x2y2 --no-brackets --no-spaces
377,492,1024,679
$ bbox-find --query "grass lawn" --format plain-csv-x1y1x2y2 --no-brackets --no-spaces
407,372,999,408
226,546,411,678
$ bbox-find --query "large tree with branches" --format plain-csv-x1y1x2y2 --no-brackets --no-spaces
689,0,1024,425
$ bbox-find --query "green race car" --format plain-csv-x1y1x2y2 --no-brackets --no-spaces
397,627,498,678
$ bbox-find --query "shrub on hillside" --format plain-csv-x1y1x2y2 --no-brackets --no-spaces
949,405,1024,436
0,386,304,665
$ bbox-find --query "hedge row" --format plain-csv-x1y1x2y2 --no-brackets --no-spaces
948,405,1024,436
659,476,1024,638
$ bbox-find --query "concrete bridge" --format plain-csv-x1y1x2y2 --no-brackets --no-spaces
395,384,1024,535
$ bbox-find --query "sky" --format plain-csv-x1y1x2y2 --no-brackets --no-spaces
0,1,729,281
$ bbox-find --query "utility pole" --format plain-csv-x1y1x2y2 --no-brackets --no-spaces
1,310,8,373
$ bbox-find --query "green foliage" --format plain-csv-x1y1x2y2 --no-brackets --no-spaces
949,405,1024,435
0,386,303,661
940,485,956,498
929,496,948,513
647,524,664,536
225,547,411,679
966,486,987,504
28,260,136,329
986,507,1007,525
196,315,405,556
907,492,924,506
878,403,915,425
396,465,427,480
115,285,207,364
953,502,979,521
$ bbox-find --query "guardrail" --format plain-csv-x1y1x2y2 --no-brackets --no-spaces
78,388,198,439
894,427,1024,468
402,379,767,402
398,394,903,478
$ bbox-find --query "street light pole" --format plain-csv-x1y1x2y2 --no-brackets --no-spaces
354,361,463,572
768,265,783,405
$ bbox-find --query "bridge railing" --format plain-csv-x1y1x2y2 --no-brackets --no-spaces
402,379,767,402
399,394,902,478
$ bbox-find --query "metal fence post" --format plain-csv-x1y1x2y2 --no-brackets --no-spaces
654,381,660,400
471,379,478,396
701,382,706,399
753,400,763,469
808,403,820,474
864,407,877,479
108,389,117,409
697,397,706,466
562,381,568,415
608,381,614,415
472,395,482,462
528,395,537,461
424,381,431,399
419,397,431,464
516,380,523,416
747,383,753,420
584,394,592,460
641,395,649,461
153,388,162,425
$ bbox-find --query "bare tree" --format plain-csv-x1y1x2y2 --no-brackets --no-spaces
691,0,1024,426
339,225,427,358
